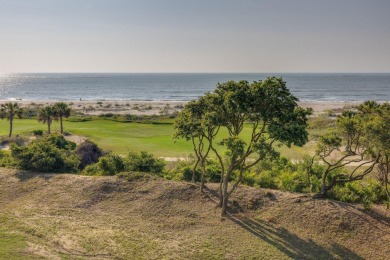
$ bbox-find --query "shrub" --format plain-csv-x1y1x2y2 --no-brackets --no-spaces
46,134,76,150
0,150,17,167
32,130,43,136
181,166,197,181
163,159,199,181
127,151,165,173
330,179,386,204
255,170,278,189
99,113,114,118
75,141,104,169
83,163,100,176
83,154,125,176
11,136,79,173
67,116,93,122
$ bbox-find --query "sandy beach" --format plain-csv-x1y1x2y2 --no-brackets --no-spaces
0,100,365,116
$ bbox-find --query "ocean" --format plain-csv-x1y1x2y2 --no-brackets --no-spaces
0,73,389,102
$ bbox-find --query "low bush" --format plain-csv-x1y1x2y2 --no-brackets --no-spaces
83,154,125,176
330,179,387,206
0,150,17,168
32,130,43,136
127,151,165,173
67,116,93,122
165,158,222,182
11,135,79,173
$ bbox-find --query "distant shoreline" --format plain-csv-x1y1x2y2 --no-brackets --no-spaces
0,100,379,116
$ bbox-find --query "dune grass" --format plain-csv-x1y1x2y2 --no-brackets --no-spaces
0,223,29,260
0,170,388,259
0,118,313,158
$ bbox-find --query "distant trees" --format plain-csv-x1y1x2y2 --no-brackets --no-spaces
0,102,23,137
175,77,312,216
37,103,72,134
0,102,73,136
38,106,56,134
53,102,71,134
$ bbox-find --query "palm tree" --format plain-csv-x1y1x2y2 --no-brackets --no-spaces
53,102,71,134
38,106,56,134
0,102,23,137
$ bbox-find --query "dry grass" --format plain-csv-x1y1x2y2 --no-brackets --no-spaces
0,168,389,259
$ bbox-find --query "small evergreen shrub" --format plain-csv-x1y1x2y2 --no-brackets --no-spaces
32,130,43,136
83,154,125,176
127,151,165,173
11,136,79,173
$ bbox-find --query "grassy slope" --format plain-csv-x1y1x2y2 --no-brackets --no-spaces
0,119,315,158
0,169,389,259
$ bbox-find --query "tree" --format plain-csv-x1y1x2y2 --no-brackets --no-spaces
0,102,23,137
362,102,390,205
174,96,220,191
53,102,71,134
38,106,56,134
312,101,389,197
176,77,312,216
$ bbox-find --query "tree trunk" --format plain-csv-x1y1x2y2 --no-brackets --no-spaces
320,182,328,197
60,116,63,134
218,166,224,207
8,119,13,137
385,155,390,208
200,160,206,193
192,159,199,183
48,122,51,134
221,169,231,216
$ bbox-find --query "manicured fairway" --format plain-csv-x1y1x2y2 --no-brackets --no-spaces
0,118,314,158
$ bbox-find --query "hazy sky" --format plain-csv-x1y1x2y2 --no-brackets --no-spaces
1,0,389,73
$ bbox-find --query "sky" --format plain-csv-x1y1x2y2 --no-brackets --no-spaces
0,0,389,73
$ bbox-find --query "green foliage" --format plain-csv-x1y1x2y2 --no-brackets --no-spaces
32,129,43,136
0,102,23,137
11,135,79,173
83,151,164,176
127,151,165,173
241,157,325,193
313,101,390,197
181,166,196,181
98,154,125,176
46,134,76,150
0,150,17,168
330,179,387,205
67,116,93,122
83,154,125,176
165,159,222,182
83,163,100,175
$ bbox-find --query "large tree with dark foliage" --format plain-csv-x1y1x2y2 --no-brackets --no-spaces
176,77,312,216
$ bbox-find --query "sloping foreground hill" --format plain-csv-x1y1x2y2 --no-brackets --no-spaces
0,169,389,259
